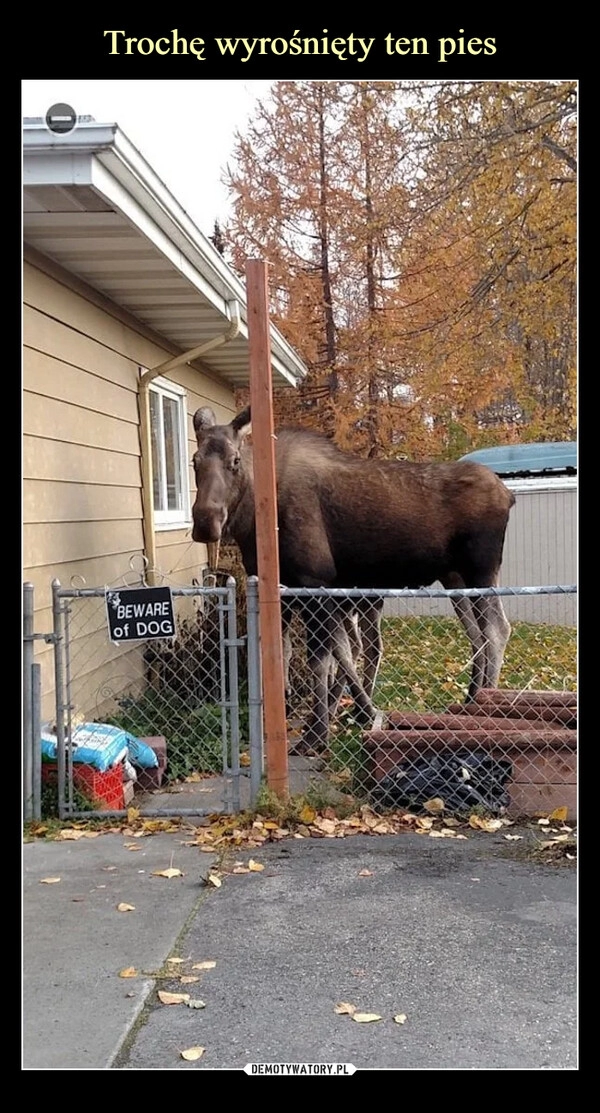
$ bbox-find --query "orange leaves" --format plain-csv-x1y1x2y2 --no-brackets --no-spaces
335,1003,407,1026
158,991,189,1006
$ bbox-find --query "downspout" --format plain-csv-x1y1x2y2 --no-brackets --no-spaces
138,299,242,586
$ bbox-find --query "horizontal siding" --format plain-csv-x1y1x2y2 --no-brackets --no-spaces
24,305,140,393
24,393,140,454
24,346,139,422
24,260,176,372
23,437,141,487
24,520,145,569
24,480,141,525
24,257,238,717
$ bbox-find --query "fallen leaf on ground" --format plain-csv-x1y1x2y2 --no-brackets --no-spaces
232,865,250,874
358,869,372,876
423,797,445,814
352,1013,382,1023
335,1002,357,1016
537,818,550,826
393,1014,407,1024
549,806,568,822
152,867,184,879
239,752,251,766
469,816,503,832
58,829,84,840
504,834,523,841
119,967,138,978
180,1047,205,1061
117,903,135,912
312,817,337,836
180,975,200,985
167,957,185,964
40,877,61,884
207,873,222,888
192,961,216,971
158,990,190,1005
185,998,206,1009
248,859,264,872
299,804,316,824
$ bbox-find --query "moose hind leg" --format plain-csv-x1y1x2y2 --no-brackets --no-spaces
330,618,376,727
359,598,384,699
450,594,487,702
478,594,511,688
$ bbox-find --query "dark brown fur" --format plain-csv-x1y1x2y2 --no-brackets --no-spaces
191,406,515,749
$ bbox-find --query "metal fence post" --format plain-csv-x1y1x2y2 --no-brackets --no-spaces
246,576,264,806
23,582,34,822
226,577,241,814
51,580,68,820
32,663,42,821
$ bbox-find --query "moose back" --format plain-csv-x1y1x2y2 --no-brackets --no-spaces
191,406,515,750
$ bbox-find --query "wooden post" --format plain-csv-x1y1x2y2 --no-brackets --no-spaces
246,259,289,798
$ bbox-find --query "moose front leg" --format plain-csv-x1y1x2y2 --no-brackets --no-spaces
300,643,332,754
293,601,336,754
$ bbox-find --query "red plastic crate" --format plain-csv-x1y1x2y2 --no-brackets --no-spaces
42,762,125,811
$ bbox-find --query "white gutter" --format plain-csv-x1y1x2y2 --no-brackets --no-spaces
139,301,242,584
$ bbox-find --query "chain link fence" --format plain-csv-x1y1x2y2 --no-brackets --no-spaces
27,576,576,825
278,584,577,822
44,578,252,820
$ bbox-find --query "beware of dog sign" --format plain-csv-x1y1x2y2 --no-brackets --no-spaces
105,586,176,644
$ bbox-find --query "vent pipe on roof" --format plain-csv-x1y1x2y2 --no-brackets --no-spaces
138,301,242,583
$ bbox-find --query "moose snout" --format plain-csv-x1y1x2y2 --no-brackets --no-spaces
191,503,227,544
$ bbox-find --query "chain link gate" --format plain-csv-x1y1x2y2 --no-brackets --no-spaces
48,577,253,820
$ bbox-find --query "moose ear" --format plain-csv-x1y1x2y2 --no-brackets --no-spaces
231,406,251,437
193,407,217,439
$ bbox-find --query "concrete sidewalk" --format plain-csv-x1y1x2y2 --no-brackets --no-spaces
23,823,577,1071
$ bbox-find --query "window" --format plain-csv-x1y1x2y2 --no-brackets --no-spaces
148,377,191,529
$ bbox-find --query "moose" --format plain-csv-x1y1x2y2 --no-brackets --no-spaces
191,405,515,752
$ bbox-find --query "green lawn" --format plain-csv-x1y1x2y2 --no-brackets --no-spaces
373,617,577,712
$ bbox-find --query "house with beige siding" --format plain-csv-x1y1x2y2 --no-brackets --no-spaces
23,116,306,720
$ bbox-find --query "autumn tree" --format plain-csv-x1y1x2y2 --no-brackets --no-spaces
377,80,577,449
224,80,576,458
224,81,348,433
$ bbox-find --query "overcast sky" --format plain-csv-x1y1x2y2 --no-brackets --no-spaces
21,80,275,237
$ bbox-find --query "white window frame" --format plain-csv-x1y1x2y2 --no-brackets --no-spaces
148,376,191,530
